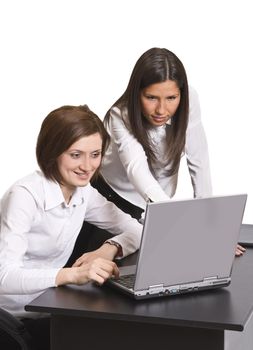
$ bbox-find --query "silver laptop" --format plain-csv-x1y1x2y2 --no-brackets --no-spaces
108,194,247,299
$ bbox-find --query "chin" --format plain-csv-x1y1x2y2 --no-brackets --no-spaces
77,180,90,187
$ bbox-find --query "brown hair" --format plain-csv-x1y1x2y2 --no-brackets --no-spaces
36,105,110,183
105,47,189,176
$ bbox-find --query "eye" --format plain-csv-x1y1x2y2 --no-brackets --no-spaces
91,151,101,158
167,96,177,100
70,152,80,159
146,95,157,101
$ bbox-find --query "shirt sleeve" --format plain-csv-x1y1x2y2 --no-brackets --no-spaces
84,187,143,257
108,107,170,203
185,87,212,197
0,187,60,295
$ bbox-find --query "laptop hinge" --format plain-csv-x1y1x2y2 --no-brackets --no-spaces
203,276,218,281
148,284,164,294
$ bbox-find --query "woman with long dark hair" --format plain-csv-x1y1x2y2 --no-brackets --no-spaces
93,47,212,219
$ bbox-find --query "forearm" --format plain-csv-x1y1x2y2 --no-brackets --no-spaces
0,266,59,294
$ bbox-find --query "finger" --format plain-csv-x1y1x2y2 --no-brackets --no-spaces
89,266,114,285
98,260,120,278
72,259,84,267
96,258,119,278
88,270,105,285
235,248,243,256
95,260,119,280
112,263,120,279
72,257,89,267
237,244,246,252
72,252,93,267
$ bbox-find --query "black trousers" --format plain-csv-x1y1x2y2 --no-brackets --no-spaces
0,316,51,350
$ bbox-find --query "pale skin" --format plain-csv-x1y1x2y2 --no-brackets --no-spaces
140,79,245,257
55,133,119,287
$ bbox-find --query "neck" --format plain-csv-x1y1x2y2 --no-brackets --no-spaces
60,185,75,204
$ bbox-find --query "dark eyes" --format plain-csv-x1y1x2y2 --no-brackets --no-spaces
70,152,101,159
70,153,80,159
91,152,101,158
146,95,177,101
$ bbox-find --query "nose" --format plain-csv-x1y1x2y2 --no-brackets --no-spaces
155,100,167,115
79,156,93,171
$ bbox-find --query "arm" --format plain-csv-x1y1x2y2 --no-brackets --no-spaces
0,186,120,292
0,187,60,294
185,87,212,197
108,107,170,202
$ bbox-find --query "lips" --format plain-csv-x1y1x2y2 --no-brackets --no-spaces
74,171,90,179
151,116,167,123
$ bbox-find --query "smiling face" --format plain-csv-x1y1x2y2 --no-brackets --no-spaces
140,79,181,127
57,132,102,202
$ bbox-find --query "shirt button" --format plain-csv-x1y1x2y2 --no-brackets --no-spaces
73,204,76,208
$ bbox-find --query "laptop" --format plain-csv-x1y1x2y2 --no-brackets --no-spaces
238,224,253,247
107,194,247,299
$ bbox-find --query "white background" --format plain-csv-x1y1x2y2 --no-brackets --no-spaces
0,0,252,223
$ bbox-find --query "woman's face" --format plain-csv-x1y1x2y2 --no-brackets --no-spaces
140,79,181,127
57,132,102,198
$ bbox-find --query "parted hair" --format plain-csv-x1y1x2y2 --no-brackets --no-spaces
36,105,110,183
104,47,189,176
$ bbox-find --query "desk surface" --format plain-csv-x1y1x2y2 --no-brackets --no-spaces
26,245,253,332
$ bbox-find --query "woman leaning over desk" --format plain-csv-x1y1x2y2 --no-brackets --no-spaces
0,105,142,350
92,47,245,257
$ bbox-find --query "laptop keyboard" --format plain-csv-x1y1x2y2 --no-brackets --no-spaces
116,274,135,289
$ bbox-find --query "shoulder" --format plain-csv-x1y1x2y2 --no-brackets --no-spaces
110,105,128,120
3,171,43,193
14,170,44,193
108,105,131,130
4,171,45,202
188,85,200,106
188,85,202,128
0,171,44,212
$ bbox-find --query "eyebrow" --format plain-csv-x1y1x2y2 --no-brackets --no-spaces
144,91,180,96
68,148,102,153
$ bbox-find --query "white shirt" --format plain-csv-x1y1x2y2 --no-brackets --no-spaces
101,86,212,209
0,171,142,317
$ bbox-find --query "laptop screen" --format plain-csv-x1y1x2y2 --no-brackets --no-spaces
134,194,247,291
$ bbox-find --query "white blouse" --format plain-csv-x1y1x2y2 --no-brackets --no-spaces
0,171,142,317
101,86,212,209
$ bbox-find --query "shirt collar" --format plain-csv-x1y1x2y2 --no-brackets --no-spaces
69,186,88,207
42,176,89,210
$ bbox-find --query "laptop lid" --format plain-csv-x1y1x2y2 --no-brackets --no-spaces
109,194,247,299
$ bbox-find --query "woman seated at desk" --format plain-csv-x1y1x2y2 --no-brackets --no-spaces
0,105,142,350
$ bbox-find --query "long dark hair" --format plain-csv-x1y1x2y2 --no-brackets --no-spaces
105,47,189,176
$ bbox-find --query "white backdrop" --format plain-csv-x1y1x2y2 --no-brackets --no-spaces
0,0,252,223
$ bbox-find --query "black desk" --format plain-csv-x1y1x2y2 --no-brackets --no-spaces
26,243,253,350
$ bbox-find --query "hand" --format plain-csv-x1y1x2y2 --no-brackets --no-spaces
235,244,246,256
72,243,119,267
56,257,119,286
